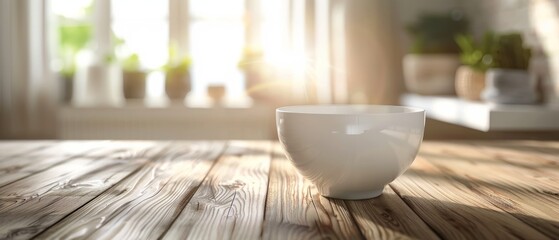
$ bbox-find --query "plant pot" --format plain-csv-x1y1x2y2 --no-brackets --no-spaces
59,75,73,103
455,66,486,101
208,85,226,104
165,71,191,100
481,68,538,104
123,71,146,99
403,54,461,95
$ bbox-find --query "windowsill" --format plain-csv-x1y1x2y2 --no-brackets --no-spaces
64,94,257,109
59,98,272,109
57,100,277,140
128,96,254,109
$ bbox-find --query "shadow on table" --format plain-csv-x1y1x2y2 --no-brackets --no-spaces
403,167,556,197
417,151,559,170
478,142,559,160
341,193,558,239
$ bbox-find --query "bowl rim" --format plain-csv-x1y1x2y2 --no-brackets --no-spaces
276,104,425,115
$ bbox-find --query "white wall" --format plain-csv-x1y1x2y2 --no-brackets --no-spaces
393,0,462,53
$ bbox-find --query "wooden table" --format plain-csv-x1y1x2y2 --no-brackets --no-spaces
0,141,558,239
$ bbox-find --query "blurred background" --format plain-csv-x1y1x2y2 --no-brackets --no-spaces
1,0,559,140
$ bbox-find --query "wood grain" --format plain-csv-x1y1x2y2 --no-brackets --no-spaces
0,141,166,195
391,152,551,240
0,157,147,240
162,141,272,240
0,141,55,159
73,141,163,159
480,140,559,164
36,142,226,240
471,141,559,175
346,186,440,240
262,143,363,240
0,141,160,162
0,140,557,240
0,156,71,188
417,141,559,237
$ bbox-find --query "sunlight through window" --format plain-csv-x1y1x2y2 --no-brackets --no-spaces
189,0,245,99
111,0,169,70
51,0,292,106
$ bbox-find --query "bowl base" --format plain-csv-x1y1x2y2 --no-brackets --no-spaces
320,188,384,200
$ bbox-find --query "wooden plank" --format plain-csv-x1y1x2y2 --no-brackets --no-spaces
162,141,272,240
390,153,551,239
0,156,71,188
472,141,559,167
417,141,559,237
262,143,363,240
75,141,164,159
480,140,559,163
346,186,440,240
0,149,152,239
22,141,124,157
0,141,166,192
0,141,56,159
35,141,226,240
0,141,155,162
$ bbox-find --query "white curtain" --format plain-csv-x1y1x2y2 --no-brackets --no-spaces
281,0,403,105
343,0,404,104
0,0,404,138
0,0,56,139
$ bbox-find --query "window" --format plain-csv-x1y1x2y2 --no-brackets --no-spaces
111,0,169,70
52,0,92,80
189,0,245,99
51,0,273,107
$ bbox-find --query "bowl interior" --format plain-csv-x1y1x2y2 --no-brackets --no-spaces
276,105,423,115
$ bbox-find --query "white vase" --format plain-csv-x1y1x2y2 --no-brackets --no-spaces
403,54,461,95
72,60,124,107
481,68,538,104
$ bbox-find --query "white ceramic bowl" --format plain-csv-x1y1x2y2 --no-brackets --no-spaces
276,105,425,200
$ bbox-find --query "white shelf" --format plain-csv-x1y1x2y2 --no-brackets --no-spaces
401,94,559,132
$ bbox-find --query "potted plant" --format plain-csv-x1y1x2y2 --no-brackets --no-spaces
57,19,92,103
403,11,468,95
455,32,495,101
163,47,192,100
207,84,226,105
481,33,537,104
72,50,125,107
121,53,146,99
59,62,76,103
